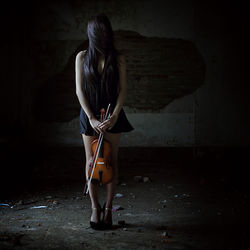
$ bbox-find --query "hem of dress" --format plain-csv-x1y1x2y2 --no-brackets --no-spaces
80,127,134,136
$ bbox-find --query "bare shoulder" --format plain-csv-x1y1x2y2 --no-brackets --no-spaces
76,49,87,63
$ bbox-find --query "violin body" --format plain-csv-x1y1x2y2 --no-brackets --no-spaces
90,138,113,185
83,104,113,195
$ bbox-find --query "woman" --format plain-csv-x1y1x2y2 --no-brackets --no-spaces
75,13,134,230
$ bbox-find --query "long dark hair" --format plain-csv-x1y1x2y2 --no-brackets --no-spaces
82,13,121,114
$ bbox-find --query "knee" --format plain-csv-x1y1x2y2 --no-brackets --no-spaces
87,158,93,167
85,158,93,181
111,159,118,174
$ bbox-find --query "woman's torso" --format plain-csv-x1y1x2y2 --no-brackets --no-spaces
82,50,118,116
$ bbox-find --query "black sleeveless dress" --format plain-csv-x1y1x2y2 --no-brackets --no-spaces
79,73,134,136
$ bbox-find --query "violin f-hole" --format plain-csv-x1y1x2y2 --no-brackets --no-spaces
99,170,103,185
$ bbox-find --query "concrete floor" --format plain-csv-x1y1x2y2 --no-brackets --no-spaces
1,146,250,249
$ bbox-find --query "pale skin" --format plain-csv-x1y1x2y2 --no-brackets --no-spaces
75,50,128,224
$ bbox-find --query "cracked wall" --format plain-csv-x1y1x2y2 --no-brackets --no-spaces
1,0,249,147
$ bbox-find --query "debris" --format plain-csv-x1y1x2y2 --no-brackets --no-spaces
122,227,127,231
134,176,151,182
16,200,23,205
159,200,167,204
161,231,172,243
133,176,143,182
0,203,14,208
115,193,123,198
30,206,47,209
36,223,41,226
124,213,132,216
112,205,124,212
120,182,127,186
0,203,10,207
46,200,58,205
45,196,52,199
174,194,190,198
161,231,169,237
71,196,81,200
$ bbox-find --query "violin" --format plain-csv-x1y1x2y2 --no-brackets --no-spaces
83,104,113,196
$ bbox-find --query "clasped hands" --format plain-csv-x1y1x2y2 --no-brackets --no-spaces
89,113,118,134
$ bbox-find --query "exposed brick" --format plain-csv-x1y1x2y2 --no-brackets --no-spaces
35,30,205,122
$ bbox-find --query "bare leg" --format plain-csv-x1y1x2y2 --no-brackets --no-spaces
82,134,101,223
103,132,121,222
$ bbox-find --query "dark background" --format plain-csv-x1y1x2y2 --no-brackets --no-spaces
0,0,249,197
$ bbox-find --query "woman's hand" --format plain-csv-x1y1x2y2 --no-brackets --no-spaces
89,117,104,134
97,113,118,133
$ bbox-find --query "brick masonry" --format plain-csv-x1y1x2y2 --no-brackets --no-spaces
35,30,205,122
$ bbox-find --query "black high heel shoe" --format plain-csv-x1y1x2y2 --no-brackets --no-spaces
90,202,103,230
102,202,113,229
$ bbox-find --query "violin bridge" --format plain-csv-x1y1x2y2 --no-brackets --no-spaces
97,161,104,165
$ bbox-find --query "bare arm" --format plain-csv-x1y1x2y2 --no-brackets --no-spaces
75,50,94,119
75,51,104,134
